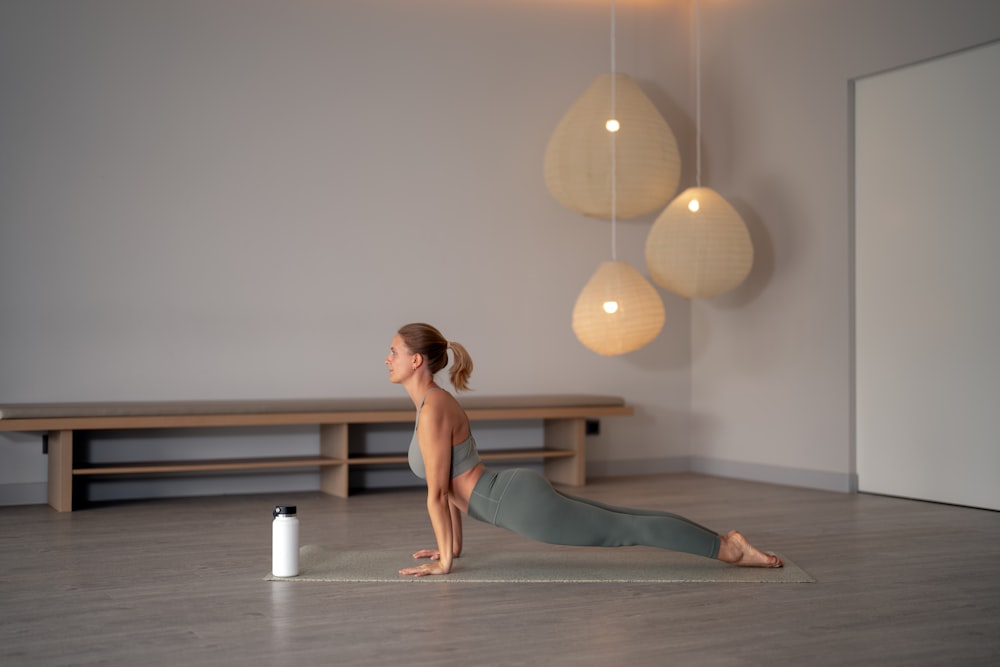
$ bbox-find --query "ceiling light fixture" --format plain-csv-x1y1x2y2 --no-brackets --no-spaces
644,0,754,299
572,0,665,356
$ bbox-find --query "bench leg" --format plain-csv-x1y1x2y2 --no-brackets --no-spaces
319,424,349,498
47,430,74,512
542,418,586,486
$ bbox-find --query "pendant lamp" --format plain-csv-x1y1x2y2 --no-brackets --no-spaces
573,261,665,356
544,39,680,218
571,0,666,356
644,0,753,299
645,187,753,298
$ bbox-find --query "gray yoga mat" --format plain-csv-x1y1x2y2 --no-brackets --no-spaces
265,544,815,583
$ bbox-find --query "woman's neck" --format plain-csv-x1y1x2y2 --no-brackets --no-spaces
404,377,438,407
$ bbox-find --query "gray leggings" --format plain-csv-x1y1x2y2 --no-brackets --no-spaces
468,468,720,559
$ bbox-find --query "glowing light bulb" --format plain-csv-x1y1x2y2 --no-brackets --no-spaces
605,118,620,132
688,198,700,213
602,301,620,314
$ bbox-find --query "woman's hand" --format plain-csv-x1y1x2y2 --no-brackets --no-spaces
399,561,451,577
411,549,440,561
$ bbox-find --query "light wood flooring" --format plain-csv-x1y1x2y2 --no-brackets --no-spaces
1,473,998,666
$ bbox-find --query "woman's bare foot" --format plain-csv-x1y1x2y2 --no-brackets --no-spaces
717,530,783,568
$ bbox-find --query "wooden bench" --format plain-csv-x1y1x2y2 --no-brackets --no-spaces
0,395,634,511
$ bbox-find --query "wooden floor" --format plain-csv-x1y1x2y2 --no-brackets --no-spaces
1,473,998,666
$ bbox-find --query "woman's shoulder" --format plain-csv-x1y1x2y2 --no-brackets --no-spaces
421,387,465,420
424,386,458,408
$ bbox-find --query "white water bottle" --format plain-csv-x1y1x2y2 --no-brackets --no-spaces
272,505,299,577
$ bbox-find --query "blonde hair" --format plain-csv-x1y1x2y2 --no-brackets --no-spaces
397,323,474,392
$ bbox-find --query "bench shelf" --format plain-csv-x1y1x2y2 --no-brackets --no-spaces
70,450,580,476
72,457,347,476
0,395,633,511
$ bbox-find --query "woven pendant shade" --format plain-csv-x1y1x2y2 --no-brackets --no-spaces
572,261,665,356
644,186,754,299
544,73,681,219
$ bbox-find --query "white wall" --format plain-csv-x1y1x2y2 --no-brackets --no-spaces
855,40,1000,511
3,0,999,505
688,0,1000,491
0,0,693,504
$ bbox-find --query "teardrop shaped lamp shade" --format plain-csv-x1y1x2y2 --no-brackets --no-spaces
572,260,666,356
545,73,681,219
645,187,754,299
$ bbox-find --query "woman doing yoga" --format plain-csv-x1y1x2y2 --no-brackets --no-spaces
387,322,783,577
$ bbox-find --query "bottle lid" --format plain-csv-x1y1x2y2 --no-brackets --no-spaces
273,505,297,519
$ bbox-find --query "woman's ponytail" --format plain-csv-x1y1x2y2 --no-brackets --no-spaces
447,341,473,392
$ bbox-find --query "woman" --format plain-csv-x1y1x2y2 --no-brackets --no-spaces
387,322,783,577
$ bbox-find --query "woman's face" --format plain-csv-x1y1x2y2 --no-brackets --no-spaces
385,334,416,384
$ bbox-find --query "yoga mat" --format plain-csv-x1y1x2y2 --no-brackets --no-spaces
265,545,815,583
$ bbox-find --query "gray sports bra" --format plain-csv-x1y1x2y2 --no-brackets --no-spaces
408,389,482,480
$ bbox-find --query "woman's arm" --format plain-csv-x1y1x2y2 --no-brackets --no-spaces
411,498,463,560
450,496,463,558
399,397,455,577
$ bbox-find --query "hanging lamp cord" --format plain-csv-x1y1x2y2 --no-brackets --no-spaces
695,0,702,188
610,0,618,260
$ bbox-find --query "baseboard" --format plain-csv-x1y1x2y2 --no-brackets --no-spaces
689,456,857,493
588,456,856,494
586,456,692,479
0,482,48,507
